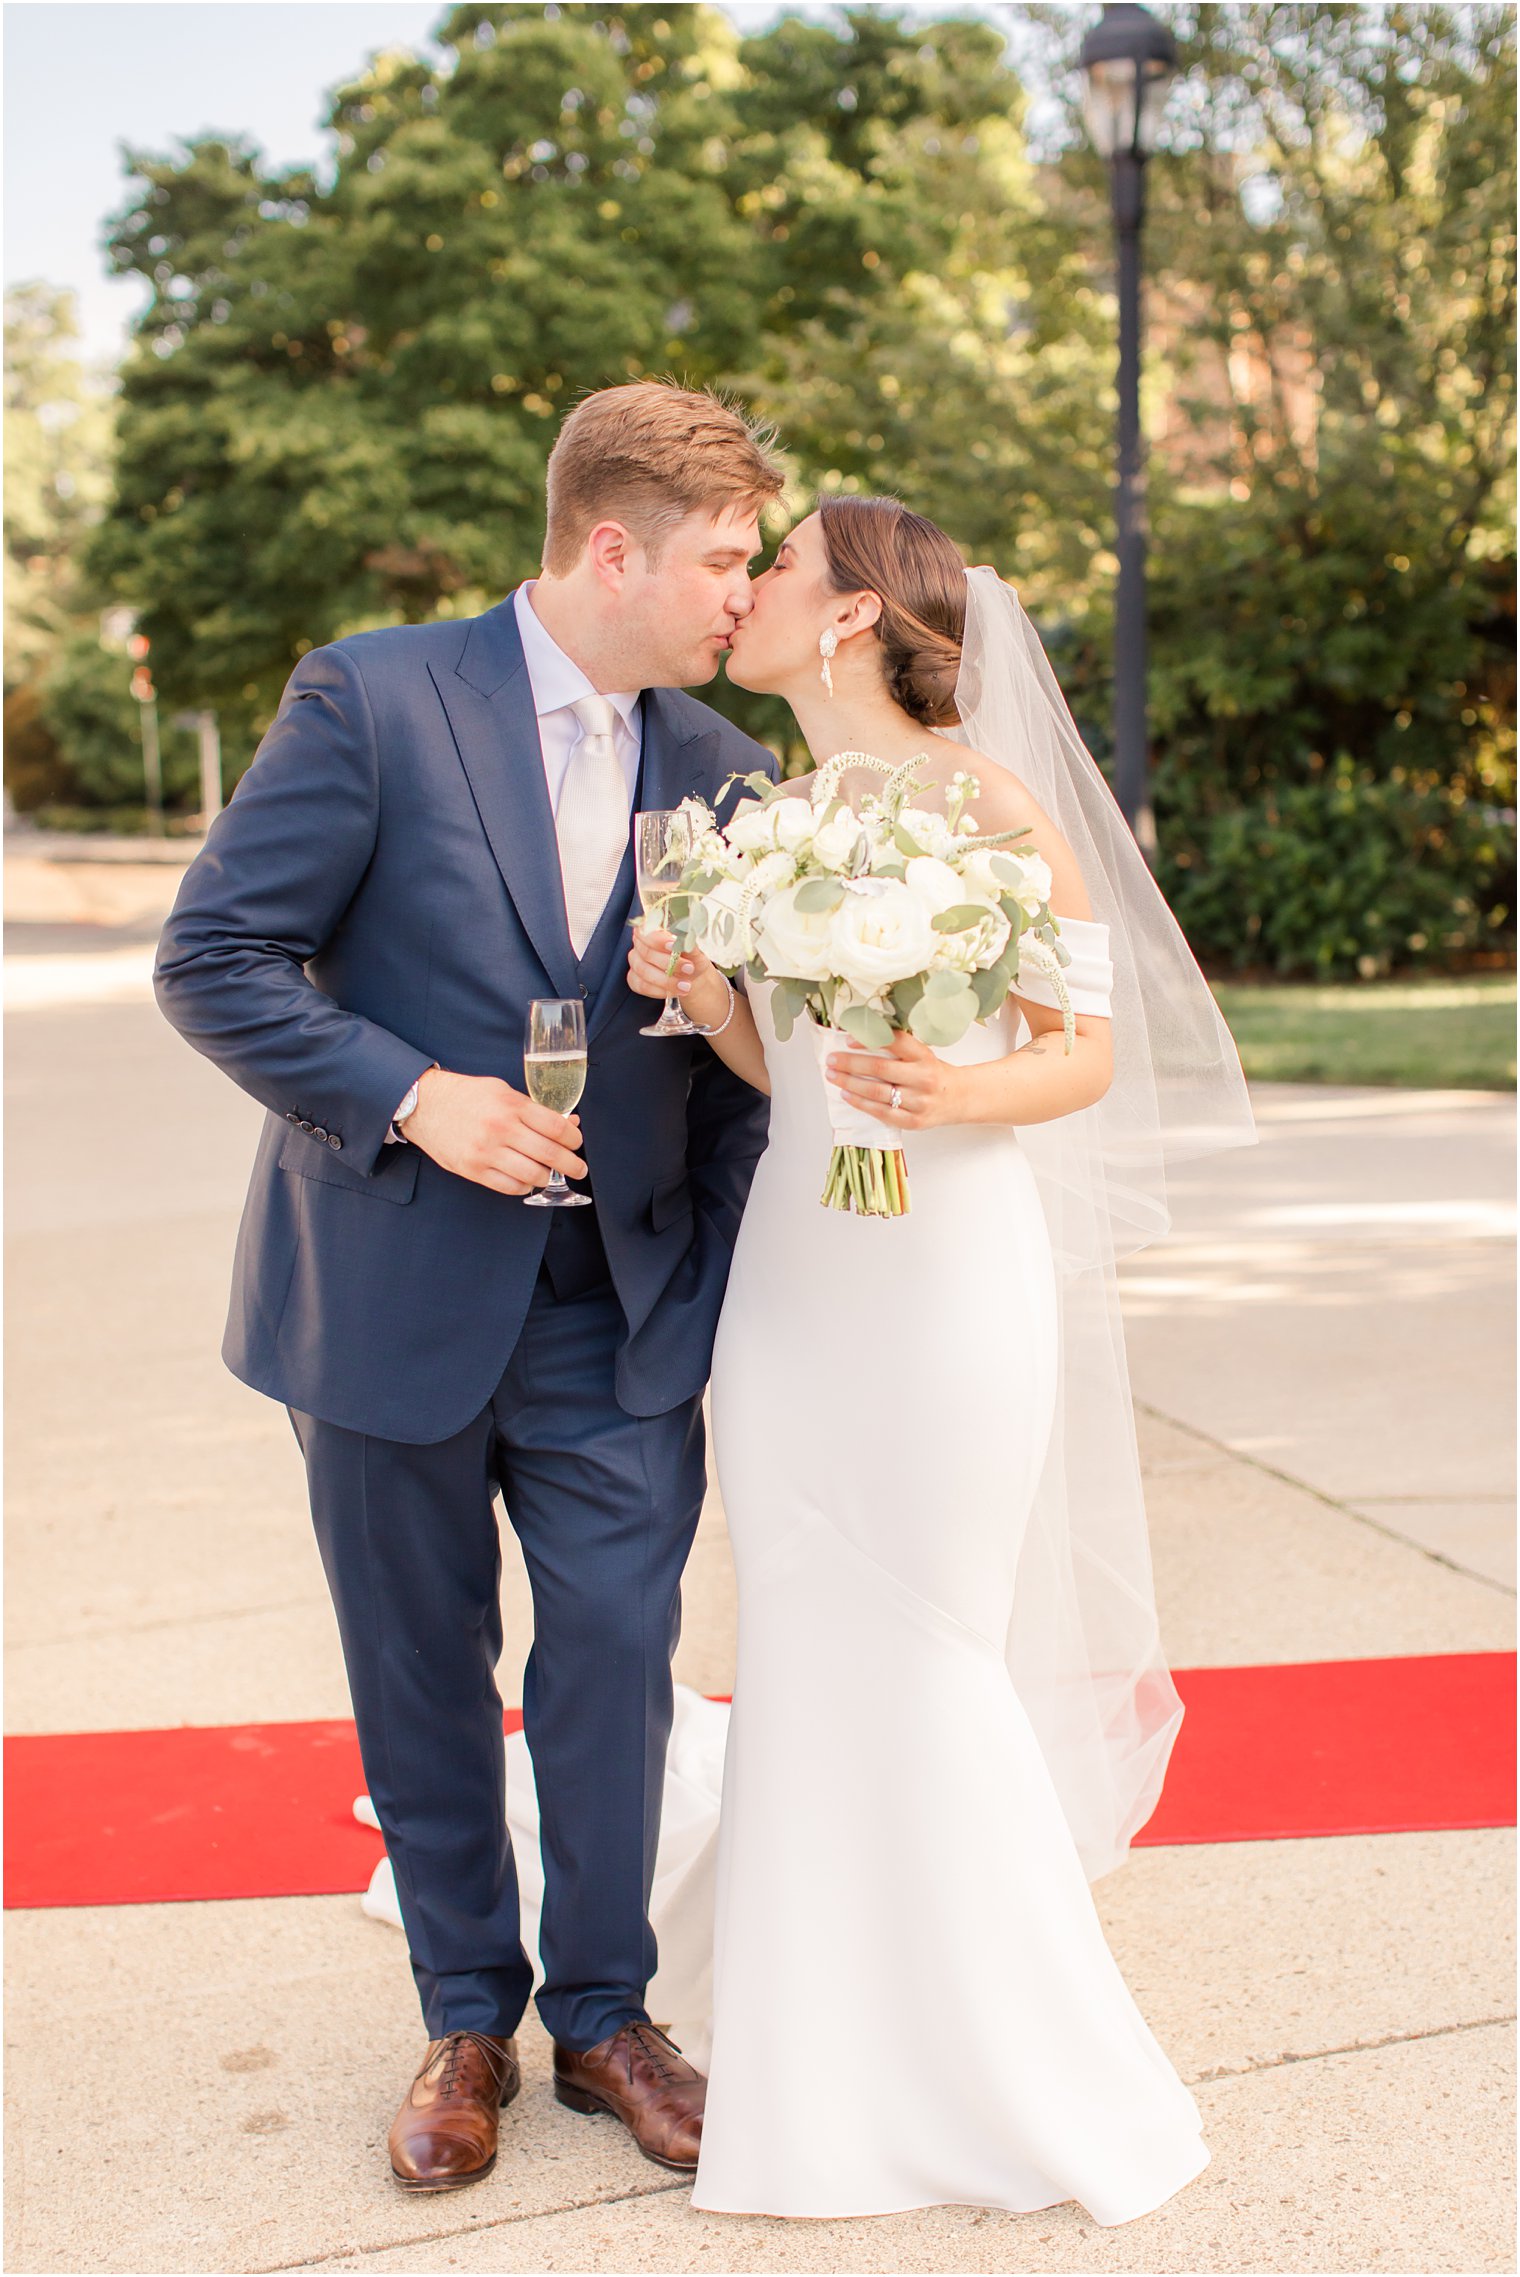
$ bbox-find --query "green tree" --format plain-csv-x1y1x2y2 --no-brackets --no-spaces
85,4,1514,968
1020,0,1516,972
87,6,1111,751
4,282,116,687
2,284,149,811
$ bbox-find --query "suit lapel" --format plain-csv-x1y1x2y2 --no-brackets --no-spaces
584,686,720,1046
428,597,580,1003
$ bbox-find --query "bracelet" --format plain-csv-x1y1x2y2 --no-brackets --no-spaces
705,970,738,1036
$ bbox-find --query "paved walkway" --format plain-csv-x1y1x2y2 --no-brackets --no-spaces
4,845,1514,2272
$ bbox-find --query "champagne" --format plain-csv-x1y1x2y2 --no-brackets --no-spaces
523,1051,587,1117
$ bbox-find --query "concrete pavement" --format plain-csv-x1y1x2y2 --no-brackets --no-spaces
4,843,1514,2273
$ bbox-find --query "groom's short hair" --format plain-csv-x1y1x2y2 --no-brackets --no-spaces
542,380,785,573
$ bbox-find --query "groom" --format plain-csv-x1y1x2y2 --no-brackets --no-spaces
155,382,784,2189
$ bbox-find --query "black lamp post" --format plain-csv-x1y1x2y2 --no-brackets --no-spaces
1078,2,1179,865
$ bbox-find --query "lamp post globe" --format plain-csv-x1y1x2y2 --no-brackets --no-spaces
1077,3,1179,865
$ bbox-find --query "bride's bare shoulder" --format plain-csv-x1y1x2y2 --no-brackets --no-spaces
943,741,1093,921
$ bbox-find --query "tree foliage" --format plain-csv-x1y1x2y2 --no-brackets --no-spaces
1021,0,1516,970
88,6,1112,727
69,3,1518,968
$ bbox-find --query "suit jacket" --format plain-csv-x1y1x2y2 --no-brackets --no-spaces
154,592,776,1442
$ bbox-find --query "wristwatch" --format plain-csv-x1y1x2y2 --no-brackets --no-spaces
390,1066,437,1144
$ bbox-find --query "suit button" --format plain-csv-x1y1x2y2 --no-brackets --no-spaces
300,1120,315,1133
285,1110,298,1123
327,1133,342,1152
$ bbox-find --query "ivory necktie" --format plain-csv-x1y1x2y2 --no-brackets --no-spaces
556,694,629,959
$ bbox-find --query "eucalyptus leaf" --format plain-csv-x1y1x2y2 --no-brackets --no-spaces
839,1002,894,1050
893,823,924,859
909,993,976,1047
973,960,1014,1017
925,968,968,998
771,990,796,1042
931,903,992,933
794,876,845,913
990,853,1025,890
890,974,927,1023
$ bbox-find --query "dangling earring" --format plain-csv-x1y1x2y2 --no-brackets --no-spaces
819,627,838,697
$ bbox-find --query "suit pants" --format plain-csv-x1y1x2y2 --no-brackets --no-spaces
290,1211,708,2050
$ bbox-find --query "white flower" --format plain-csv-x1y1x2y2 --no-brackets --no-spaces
831,878,936,995
691,876,754,967
1006,851,1053,915
895,805,956,861
957,848,1017,908
725,799,778,855
903,856,966,916
770,796,817,854
755,881,839,981
748,847,796,895
960,846,1053,917
671,796,716,850
937,905,1011,974
811,806,871,875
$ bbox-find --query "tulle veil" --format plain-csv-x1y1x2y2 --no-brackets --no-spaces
950,564,1257,1880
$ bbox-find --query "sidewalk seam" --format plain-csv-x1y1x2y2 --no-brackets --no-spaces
1189,2009,1516,2085
1136,1399,1516,1598
263,2177,690,2273
264,2020,1520,2272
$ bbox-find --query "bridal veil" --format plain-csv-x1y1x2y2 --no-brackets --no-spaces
950,564,1258,1880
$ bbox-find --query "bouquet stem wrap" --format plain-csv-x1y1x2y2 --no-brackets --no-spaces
811,1023,912,1217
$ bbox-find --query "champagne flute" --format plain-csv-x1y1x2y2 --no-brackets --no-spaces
635,808,712,1038
522,997,592,1207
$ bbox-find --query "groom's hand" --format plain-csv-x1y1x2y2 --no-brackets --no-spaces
402,1068,586,1196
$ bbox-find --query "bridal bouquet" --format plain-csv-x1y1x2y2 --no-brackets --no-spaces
660,754,1075,1218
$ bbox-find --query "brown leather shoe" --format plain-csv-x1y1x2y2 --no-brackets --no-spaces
388,2031,520,2192
553,2020,705,2173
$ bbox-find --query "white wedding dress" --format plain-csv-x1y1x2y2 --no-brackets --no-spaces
357,919,1210,2222
692,927,1209,2226
360,912,1210,2227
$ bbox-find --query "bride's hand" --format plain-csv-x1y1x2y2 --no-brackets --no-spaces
627,924,730,1025
825,1029,963,1130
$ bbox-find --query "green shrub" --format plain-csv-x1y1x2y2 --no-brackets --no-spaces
2,681,75,811
1156,757,1516,979
34,633,199,809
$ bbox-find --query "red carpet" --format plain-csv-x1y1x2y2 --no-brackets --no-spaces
5,1654,1513,1910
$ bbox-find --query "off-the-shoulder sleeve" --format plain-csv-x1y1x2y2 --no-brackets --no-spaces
1013,914,1114,1017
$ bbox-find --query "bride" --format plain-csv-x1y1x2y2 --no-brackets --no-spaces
621,495,1257,2227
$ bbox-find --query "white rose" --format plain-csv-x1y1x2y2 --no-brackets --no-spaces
811,807,870,874
831,878,936,996
755,882,839,981
770,796,817,854
903,856,966,916
957,848,1017,909
692,876,754,967
725,800,777,855
996,856,1055,915
895,806,956,861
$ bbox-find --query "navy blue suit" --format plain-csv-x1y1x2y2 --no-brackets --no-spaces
156,594,774,2045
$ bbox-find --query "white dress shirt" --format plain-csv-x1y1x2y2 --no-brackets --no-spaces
513,581,642,812
389,587,643,1141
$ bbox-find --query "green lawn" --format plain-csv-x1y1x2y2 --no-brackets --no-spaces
1210,974,1516,1091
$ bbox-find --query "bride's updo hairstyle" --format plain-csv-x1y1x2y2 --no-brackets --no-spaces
817,495,967,727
